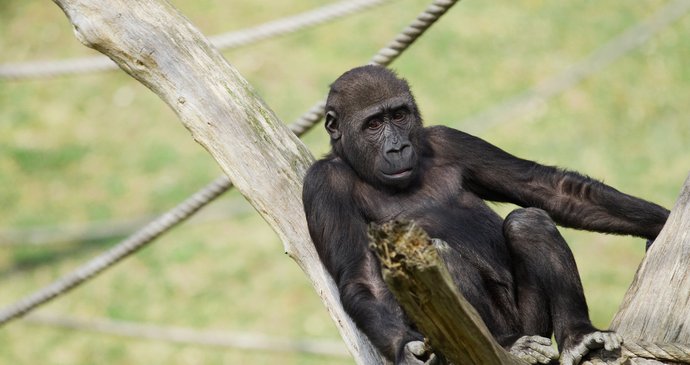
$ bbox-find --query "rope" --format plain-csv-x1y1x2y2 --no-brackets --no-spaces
6,0,681,246
622,342,690,363
0,176,231,326
0,0,389,80
0,0,458,245
26,313,690,363
4,5,689,363
210,0,388,50
0,200,252,247
580,341,690,364
24,313,349,357
0,0,459,327
10,0,681,248
460,0,690,135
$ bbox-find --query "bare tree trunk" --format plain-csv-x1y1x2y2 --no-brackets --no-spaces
610,174,690,341
51,0,384,363
583,174,690,364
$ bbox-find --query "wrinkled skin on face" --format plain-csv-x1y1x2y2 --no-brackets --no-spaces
325,65,423,189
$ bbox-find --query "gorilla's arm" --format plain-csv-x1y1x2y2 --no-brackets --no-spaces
303,160,423,363
431,126,669,240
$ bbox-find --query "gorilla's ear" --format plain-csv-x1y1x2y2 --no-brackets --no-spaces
325,111,341,140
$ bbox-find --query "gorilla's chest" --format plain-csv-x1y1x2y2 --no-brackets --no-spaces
355,165,510,287
356,166,496,227
356,164,506,252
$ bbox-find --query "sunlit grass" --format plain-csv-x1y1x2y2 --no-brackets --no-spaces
0,0,688,364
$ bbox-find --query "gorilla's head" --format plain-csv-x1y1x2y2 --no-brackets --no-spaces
325,65,423,189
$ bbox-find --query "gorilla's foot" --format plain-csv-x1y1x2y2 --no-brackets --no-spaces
559,331,622,365
509,335,559,364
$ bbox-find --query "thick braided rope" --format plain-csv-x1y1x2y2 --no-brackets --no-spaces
581,341,690,364
0,176,231,325
0,0,388,80
0,0,459,327
211,0,388,50
623,342,690,363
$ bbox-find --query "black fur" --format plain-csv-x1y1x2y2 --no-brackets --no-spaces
303,65,669,364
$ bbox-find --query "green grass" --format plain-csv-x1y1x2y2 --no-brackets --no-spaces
1,0,689,364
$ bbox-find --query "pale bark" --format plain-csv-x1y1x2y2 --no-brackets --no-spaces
52,0,384,363
583,174,690,364
611,174,690,341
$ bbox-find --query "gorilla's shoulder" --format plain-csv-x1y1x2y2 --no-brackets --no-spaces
304,156,358,194
424,125,473,141
422,125,481,154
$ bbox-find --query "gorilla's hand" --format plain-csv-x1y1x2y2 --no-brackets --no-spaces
509,335,559,364
396,341,439,365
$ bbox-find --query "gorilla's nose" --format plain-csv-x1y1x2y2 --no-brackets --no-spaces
386,142,410,155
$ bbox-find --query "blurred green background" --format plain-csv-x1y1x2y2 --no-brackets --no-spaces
0,0,688,364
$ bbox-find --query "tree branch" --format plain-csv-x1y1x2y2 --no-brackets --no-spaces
51,0,384,363
611,174,690,343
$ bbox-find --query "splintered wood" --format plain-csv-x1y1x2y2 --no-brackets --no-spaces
368,220,526,365
368,221,435,272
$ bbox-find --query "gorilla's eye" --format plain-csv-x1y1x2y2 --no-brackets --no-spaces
367,119,383,130
392,109,407,122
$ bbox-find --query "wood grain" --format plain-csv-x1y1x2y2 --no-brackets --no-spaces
369,221,526,365
611,174,690,344
51,0,385,363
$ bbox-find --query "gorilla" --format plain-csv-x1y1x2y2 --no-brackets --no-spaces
302,65,669,365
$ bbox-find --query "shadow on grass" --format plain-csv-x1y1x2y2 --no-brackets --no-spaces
0,236,124,279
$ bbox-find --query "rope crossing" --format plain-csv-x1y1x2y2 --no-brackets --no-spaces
0,0,460,327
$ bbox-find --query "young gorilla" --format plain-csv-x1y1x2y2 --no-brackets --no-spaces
302,65,669,365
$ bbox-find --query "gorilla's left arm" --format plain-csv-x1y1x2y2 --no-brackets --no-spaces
431,126,670,240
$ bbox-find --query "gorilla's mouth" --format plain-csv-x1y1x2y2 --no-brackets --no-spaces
382,168,413,179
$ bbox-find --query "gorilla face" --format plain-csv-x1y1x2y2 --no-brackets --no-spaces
325,65,423,189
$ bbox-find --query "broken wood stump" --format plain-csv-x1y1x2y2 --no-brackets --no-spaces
368,220,527,365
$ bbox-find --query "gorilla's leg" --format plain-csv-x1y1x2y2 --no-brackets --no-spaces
503,208,622,365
